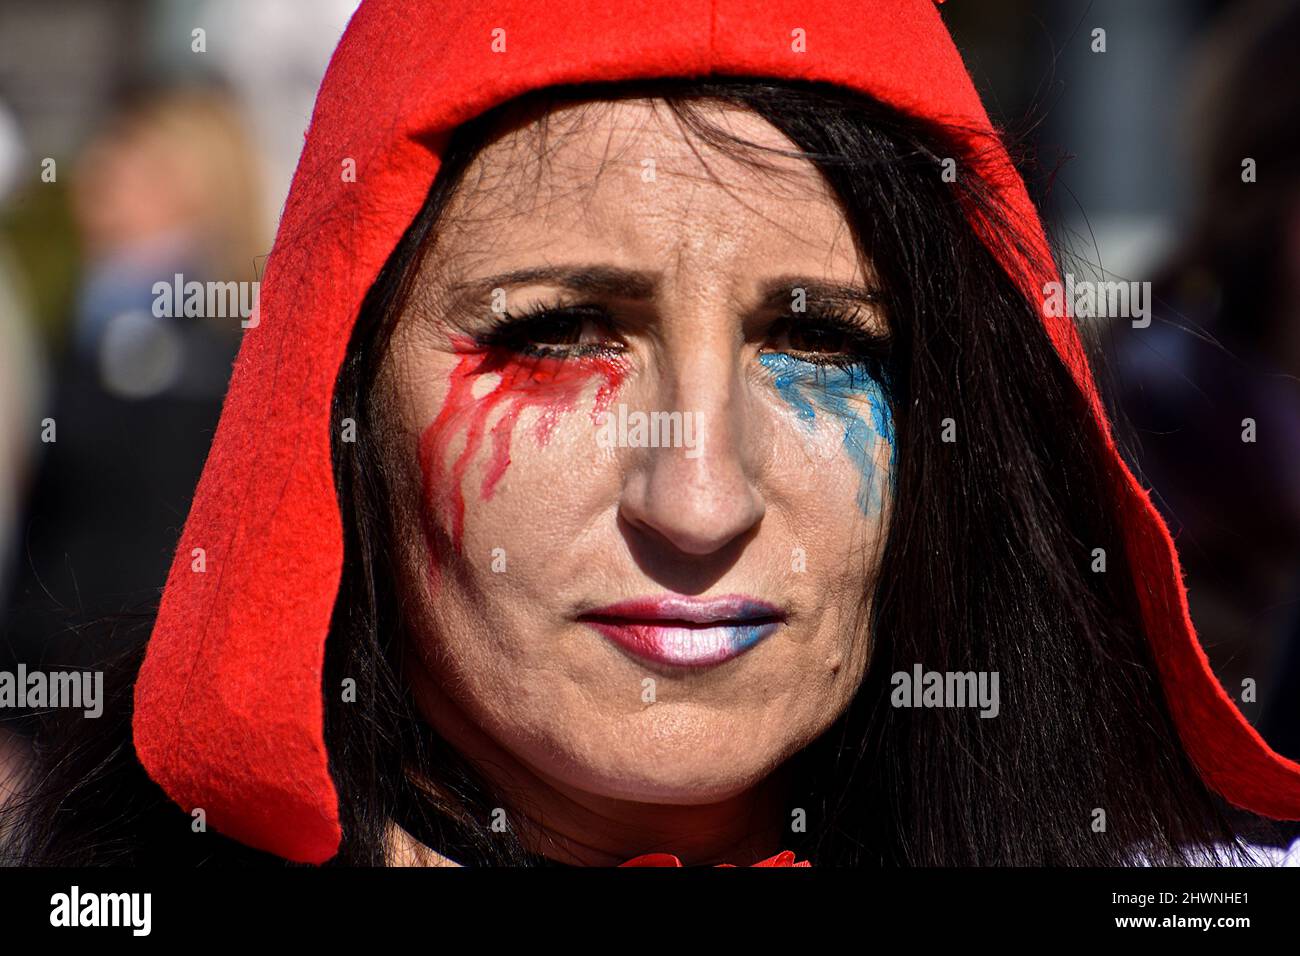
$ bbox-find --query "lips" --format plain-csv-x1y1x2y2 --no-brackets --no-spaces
577,595,785,667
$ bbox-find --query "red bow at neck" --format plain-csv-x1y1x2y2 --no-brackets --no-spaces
618,850,810,867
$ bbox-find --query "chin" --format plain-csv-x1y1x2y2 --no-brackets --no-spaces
516,712,791,805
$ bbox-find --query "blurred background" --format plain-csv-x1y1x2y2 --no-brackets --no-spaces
0,0,1296,764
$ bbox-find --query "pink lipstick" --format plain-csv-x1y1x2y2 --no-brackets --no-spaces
578,595,785,667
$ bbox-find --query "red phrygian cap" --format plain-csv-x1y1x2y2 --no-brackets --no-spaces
132,0,1300,863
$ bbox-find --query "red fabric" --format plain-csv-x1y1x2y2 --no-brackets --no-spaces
131,0,1300,864
620,850,810,867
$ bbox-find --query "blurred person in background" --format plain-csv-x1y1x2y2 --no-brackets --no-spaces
0,98,44,791
0,0,357,812
1101,0,1300,765
69,85,265,372
0,99,46,607
1,83,266,691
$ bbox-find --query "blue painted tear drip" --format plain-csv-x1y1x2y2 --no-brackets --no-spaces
758,353,896,514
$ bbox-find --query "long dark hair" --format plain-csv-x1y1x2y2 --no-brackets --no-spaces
3,76,1283,865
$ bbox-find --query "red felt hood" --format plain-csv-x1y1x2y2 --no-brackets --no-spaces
131,0,1300,863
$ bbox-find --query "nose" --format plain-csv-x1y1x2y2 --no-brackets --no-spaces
617,335,766,556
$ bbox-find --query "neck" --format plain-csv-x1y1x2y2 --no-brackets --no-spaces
406,662,794,866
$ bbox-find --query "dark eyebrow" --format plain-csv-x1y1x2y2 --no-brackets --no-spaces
757,276,883,311
446,265,660,311
444,265,881,315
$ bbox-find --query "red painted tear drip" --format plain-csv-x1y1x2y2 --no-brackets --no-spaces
419,340,626,555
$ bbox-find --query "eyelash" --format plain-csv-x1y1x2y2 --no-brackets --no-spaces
472,299,893,371
475,301,624,360
765,303,893,373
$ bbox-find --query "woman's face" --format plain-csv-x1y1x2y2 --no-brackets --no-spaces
377,98,894,823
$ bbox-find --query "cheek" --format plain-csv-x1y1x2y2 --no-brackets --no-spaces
417,344,627,558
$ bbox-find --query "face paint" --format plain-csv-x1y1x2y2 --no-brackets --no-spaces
758,352,895,514
419,337,626,557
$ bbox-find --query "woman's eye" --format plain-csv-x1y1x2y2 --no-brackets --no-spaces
775,323,853,355
519,310,606,347
478,305,623,357
764,314,888,366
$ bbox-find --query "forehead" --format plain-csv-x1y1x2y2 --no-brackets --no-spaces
427,97,864,282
